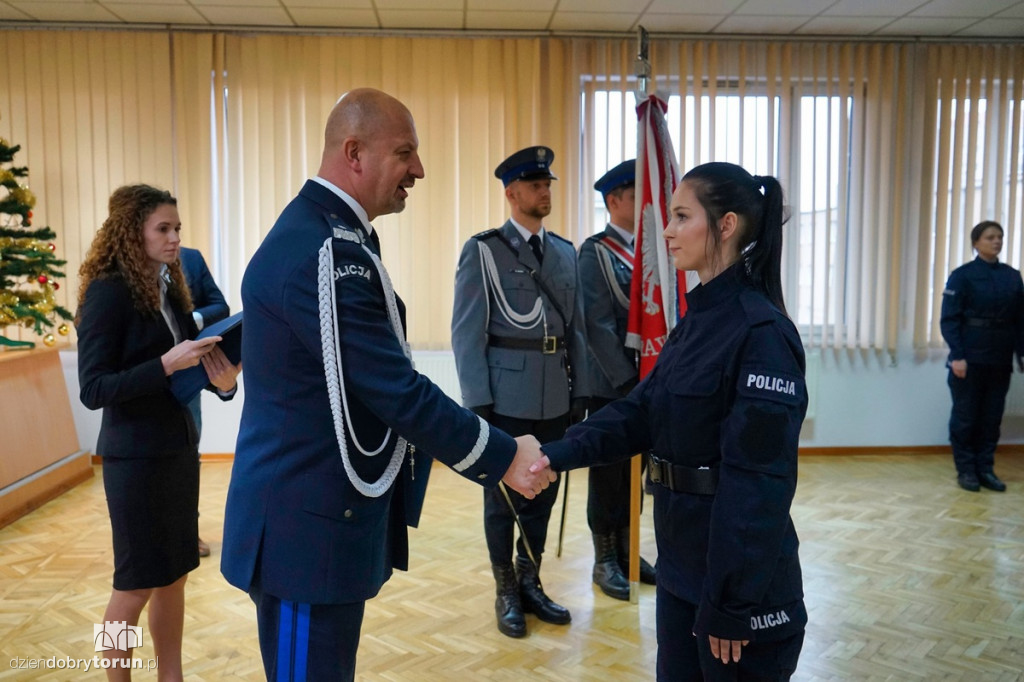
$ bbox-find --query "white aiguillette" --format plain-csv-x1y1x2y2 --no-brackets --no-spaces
170,311,243,405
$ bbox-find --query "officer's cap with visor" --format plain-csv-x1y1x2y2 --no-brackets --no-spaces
594,159,636,197
495,146,558,187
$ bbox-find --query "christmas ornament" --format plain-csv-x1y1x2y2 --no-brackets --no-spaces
42,333,55,347
58,323,69,336
37,275,47,284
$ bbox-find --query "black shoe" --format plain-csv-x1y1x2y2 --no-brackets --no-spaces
957,473,980,492
592,534,630,601
516,556,571,625
978,472,1006,492
491,563,526,638
616,529,657,585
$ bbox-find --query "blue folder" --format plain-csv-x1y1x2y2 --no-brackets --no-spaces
170,311,243,405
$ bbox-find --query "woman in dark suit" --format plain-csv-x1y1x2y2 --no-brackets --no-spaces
76,184,240,680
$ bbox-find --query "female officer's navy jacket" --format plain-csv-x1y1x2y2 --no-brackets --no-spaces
542,263,807,642
940,256,1024,367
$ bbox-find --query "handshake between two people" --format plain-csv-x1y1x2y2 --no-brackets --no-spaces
501,436,557,499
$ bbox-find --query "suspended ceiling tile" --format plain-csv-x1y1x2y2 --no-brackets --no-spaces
7,1,120,21
874,16,976,34
467,0,555,10
824,0,926,16
377,9,462,29
995,2,1024,17
646,0,742,12
0,0,30,19
909,0,1021,18
103,2,208,23
795,15,895,35
548,11,640,32
281,0,372,6
556,0,635,12
465,9,550,30
197,4,293,24
375,0,461,8
955,17,1024,35
640,13,723,33
735,0,834,16
288,6,377,27
190,0,280,6
714,14,808,33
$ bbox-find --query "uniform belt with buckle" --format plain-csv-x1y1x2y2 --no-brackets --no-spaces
647,454,719,495
965,317,1009,328
488,334,565,354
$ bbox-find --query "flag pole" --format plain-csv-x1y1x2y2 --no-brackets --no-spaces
629,25,651,605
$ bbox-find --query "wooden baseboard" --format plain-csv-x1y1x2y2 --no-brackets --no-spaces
800,444,1024,456
0,451,93,529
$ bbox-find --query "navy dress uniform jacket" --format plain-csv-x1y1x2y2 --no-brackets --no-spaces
451,221,590,418
542,265,808,642
77,275,203,458
940,256,1024,367
221,181,517,606
578,226,636,399
179,246,229,328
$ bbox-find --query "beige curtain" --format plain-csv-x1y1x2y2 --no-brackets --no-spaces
214,34,580,348
0,30,216,344
914,44,1024,351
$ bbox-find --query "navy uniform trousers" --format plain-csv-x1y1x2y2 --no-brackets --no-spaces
947,363,1011,476
483,412,567,565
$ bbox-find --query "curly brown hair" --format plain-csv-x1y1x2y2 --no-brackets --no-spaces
77,184,193,323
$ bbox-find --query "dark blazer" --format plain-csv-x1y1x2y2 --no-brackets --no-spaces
179,246,229,328
451,220,590,419
221,180,518,605
77,275,200,458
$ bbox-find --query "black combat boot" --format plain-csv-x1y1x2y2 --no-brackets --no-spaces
617,528,657,585
516,555,571,625
492,563,526,638
592,533,630,601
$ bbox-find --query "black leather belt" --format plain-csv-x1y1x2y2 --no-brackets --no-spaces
488,334,565,354
648,454,719,495
966,317,1008,328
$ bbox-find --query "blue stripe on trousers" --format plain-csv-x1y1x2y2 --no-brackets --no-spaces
276,600,311,682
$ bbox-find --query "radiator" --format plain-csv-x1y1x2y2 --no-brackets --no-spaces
412,350,463,404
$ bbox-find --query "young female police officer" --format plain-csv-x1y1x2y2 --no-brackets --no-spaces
536,162,807,680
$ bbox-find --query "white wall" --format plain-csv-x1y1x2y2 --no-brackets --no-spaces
60,347,1024,456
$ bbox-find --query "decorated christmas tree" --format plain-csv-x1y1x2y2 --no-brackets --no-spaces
0,118,73,349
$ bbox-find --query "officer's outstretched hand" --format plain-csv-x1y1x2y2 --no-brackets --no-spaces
708,635,749,664
503,436,557,499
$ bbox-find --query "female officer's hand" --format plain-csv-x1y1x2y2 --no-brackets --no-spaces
708,635,749,664
951,359,967,379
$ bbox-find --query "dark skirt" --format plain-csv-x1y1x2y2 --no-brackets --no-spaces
102,448,200,590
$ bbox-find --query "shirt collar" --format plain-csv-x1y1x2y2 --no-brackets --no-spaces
312,176,375,238
607,223,634,246
510,218,544,245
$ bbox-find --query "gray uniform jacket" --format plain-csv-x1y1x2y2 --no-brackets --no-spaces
579,225,637,400
452,220,590,420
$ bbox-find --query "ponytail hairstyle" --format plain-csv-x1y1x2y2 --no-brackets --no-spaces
970,220,1002,246
681,161,790,316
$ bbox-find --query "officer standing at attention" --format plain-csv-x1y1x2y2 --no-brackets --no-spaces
940,219,1024,492
534,162,807,681
578,159,656,601
178,245,229,558
221,89,554,682
452,146,590,638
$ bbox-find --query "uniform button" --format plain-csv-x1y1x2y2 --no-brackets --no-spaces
330,214,338,219
344,509,353,518
477,473,488,480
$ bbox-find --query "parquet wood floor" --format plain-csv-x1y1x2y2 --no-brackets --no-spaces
0,453,1021,680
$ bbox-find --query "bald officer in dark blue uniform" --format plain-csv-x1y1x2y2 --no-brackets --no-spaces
221,89,553,682
452,146,590,638
940,220,1024,492
579,159,656,601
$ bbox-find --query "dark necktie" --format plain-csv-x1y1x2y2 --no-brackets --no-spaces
367,227,382,256
528,234,544,265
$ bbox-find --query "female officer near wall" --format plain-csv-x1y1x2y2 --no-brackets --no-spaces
940,220,1024,493
534,162,807,681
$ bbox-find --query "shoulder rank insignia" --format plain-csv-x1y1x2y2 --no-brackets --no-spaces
472,228,501,241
